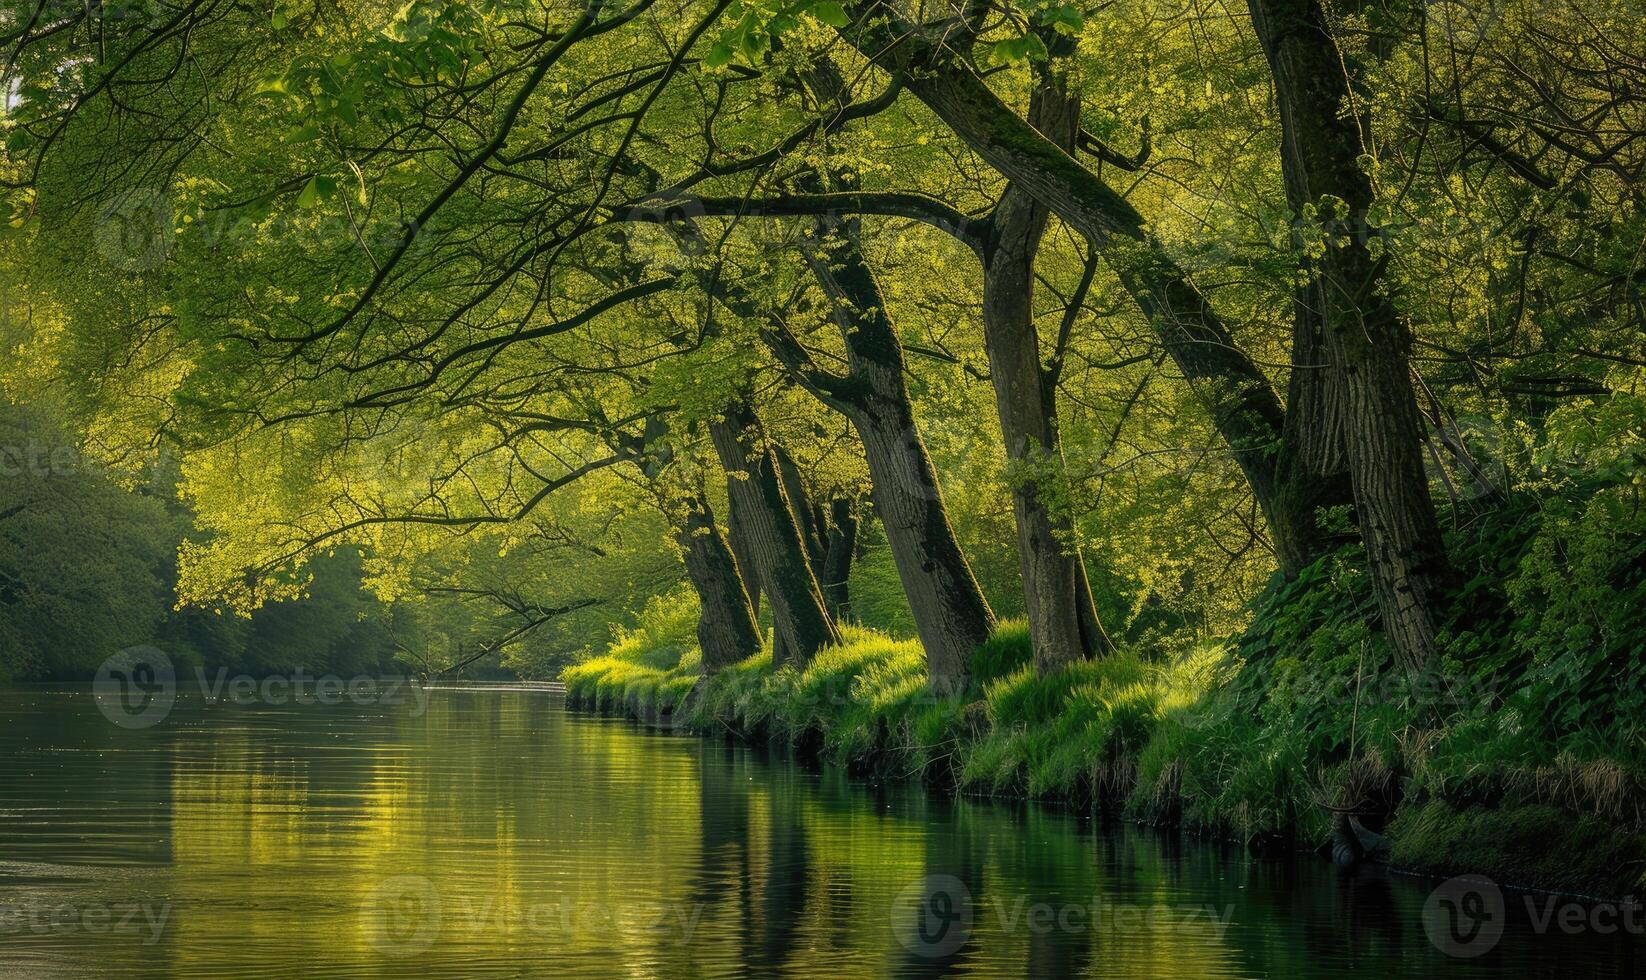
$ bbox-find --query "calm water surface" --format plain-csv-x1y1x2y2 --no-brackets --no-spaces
0,685,1638,977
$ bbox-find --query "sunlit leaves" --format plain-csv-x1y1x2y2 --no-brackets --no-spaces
704,0,849,68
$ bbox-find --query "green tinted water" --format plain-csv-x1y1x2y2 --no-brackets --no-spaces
0,685,1637,977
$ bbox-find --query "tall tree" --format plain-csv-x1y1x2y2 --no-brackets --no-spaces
821,7,1352,578
974,35,1111,668
1246,0,1460,670
671,491,763,674
708,401,840,667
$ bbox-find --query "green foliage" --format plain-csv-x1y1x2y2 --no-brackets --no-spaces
967,618,1033,688
570,472,1646,894
842,529,916,636
1389,800,1646,896
0,404,172,678
605,587,701,670
562,587,705,715
0,403,409,680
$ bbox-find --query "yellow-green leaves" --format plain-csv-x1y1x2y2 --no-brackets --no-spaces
984,33,1049,66
982,1,1085,65
811,2,848,27
297,174,338,208
704,0,849,69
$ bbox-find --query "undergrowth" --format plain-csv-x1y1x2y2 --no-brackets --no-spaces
563,485,1646,897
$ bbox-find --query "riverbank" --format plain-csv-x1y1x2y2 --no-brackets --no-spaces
564,513,1646,901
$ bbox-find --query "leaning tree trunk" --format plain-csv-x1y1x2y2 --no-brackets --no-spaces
774,447,858,619
773,446,827,575
647,115,991,688
674,494,763,674
773,61,997,694
818,496,857,618
724,491,761,620
832,8,1351,578
709,403,840,668
980,46,1113,670
1247,0,1460,671
803,226,996,695
849,401,995,694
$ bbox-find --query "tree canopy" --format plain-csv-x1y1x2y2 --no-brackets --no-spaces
2,0,1642,688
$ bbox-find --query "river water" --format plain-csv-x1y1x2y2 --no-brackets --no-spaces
0,684,1637,977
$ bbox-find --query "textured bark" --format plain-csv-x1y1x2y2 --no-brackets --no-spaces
724,495,760,620
773,446,827,574
819,496,857,617
850,407,994,694
674,494,763,675
709,403,840,667
1070,559,1107,655
803,227,996,695
1272,309,1355,575
741,60,997,694
774,447,857,618
836,11,1349,577
1248,0,1459,670
980,53,1112,670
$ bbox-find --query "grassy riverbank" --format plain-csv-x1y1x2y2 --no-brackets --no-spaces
565,499,1646,899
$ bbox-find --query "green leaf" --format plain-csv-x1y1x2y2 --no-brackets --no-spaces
297,174,338,209
284,123,322,144
253,76,293,98
986,32,1050,65
737,25,766,61
811,1,848,27
1038,4,1083,35
704,40,734,68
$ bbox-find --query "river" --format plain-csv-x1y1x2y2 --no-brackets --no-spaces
0,684,1637,977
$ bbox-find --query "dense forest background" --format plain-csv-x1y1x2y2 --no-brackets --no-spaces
0,395,669,678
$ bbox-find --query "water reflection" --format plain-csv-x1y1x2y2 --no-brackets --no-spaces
0,686,1638,977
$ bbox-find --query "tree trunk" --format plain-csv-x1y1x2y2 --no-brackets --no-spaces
709,403,840,667
674,494,763,675
1247,0,1459,670
849,406,995,694
802,229,996,695
724,493,761,620
737,59,999,694
980,49,1112,670
835,9,1349,578
819,496,857,618
773,445,827,575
